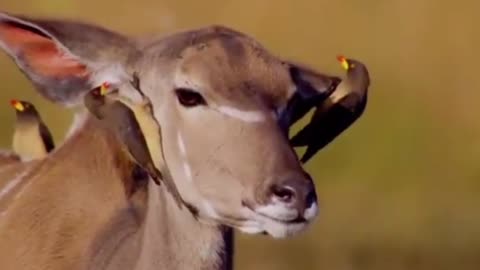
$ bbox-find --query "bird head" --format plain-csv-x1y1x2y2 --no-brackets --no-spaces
10,99,25,112
337,55,355,71
99,82,121,98
100,82,110,96
84,85,109,119
10,99,39,118
90,86,103,98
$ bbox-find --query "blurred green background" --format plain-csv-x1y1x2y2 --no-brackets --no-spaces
1,1,479,269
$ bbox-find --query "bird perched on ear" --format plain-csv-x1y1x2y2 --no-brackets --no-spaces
10,99,55,161
84,82,183,208
290,55,370,163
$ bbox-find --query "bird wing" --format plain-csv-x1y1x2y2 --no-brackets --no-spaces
111,103,154,165
278,69,341,134
39,122,55,153
290,93,367,163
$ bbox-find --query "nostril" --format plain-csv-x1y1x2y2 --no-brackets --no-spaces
271,184,296,204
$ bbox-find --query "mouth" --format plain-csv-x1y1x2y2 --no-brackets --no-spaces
235,201,319,238
242,201,307,223
191,199,319,238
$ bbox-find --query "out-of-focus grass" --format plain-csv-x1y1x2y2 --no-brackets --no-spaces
0,1,479,269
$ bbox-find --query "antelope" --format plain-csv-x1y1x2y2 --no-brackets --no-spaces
0,11,368,270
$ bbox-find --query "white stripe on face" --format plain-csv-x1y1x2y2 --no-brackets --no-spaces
182,163,193,182
177,132,193,182
174,69,269,123
177,132,187,157
303,202,319,221
0,169,29,200
216,106,266,122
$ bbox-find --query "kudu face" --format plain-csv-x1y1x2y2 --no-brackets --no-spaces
135,32,320,236
0,15,338,237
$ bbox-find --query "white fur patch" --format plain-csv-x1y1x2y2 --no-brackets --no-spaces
176,132,193,182
254,203,298,222
19,156,34,163
216,106,266,122
260,217,307,239
237,221,264,234
173,68,268,123
303,202,319,221
65,111,90,139
177,133,187,157
0,169,29,200
242,206,309,238
201,200,220,219
88,63,131,89
182,163,193,183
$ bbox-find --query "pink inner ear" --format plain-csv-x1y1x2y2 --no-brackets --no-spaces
0,22,89,78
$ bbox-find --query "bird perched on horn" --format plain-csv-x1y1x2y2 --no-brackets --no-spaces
290,55,370,163
84,81,183,208
10,99,55,161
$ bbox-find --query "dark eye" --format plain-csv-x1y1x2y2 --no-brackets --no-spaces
175,88,206,107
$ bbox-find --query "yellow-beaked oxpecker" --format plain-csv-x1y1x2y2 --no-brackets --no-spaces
84,82,183,208
10,99,55,161
290,55,370,163
337,55,354,71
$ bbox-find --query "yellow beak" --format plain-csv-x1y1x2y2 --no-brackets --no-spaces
100,82,110,96
10,100,24,112
337,55,350,71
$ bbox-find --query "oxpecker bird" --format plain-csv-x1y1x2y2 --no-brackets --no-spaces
290,55,370,163
10,99,55,161
84,83,183,208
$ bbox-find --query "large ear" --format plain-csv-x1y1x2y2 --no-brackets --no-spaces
277,61,341,133
0,12,137,106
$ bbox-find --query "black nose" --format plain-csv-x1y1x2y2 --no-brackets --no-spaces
269,175,317,212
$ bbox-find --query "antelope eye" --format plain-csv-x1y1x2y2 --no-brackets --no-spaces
174,88,206,107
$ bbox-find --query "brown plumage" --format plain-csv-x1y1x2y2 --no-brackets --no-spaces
10,99,55,161
84,84,183,208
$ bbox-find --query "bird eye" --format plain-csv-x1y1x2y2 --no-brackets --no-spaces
91,88,101,96
175,88,206,107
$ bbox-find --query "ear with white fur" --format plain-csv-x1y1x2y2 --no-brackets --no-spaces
0,11,137,106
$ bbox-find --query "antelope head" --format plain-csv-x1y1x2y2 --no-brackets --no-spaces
0,13,343,238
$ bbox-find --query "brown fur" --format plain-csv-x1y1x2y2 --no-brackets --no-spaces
0,116,143,270
0,115,230,270
0,11,366,270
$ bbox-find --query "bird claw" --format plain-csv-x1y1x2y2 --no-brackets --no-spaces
150,174,162,186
